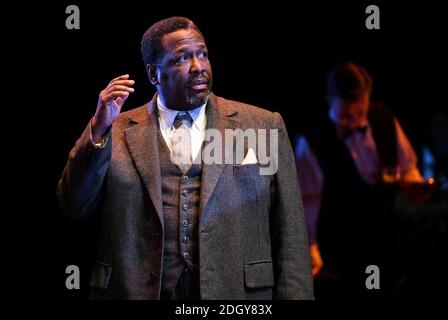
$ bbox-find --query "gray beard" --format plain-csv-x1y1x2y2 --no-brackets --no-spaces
184,88,211,108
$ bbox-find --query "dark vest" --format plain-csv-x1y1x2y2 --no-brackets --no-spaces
305,102,398,274
158,128,201,299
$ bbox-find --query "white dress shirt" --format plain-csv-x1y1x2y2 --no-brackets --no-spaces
156,95,207,161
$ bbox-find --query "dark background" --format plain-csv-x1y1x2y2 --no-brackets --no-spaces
11,1,447,299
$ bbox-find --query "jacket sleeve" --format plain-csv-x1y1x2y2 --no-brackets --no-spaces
56,120,112,220
270,112,314,299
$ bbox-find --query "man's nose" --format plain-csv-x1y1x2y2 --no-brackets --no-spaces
190,56,205,74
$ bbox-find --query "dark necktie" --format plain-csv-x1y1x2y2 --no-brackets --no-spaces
171,112,194,173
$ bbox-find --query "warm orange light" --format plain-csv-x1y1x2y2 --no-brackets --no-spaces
428,178,435,184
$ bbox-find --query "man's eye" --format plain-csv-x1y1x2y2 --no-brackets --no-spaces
199,51,208,59
176,55,189,63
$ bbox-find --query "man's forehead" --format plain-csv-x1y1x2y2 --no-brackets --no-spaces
162,29,206,52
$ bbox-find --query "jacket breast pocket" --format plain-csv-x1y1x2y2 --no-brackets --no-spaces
244,260,274,288
233,163,260,175
89,260,112,290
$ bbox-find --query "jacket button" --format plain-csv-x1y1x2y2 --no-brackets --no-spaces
182,236,189,243
182,175,189,183
182,220,189,227
182,189,188,197
183,252,190,259
182,204,189,211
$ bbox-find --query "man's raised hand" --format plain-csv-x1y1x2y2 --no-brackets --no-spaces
92,74,135,142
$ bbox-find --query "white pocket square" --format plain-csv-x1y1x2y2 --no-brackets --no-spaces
241,148,258,165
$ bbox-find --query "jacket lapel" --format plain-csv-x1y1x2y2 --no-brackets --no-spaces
199,94,240,218
124,96,164,230
122,93,239,230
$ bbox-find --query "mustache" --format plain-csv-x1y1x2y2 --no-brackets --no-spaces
187,76,211,86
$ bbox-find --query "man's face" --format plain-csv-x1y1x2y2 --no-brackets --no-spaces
328,92,370,131
155,28,213,110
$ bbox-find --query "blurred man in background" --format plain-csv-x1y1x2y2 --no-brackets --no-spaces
295,62,423,299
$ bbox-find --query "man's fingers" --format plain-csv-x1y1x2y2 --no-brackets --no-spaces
311,264,322,278
110,79,135,87
108,91,131,98
105,85,135,94
110,74,130,82
115,95,129,107
100,91,130,104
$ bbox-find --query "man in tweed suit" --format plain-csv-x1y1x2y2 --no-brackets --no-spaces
57,16,313,300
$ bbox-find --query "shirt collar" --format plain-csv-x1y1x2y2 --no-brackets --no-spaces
156,94,207,131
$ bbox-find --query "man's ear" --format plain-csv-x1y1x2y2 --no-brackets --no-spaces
147,64,158,85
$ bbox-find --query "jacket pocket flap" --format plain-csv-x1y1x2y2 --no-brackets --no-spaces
244,260,274,288
89,261,112,290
